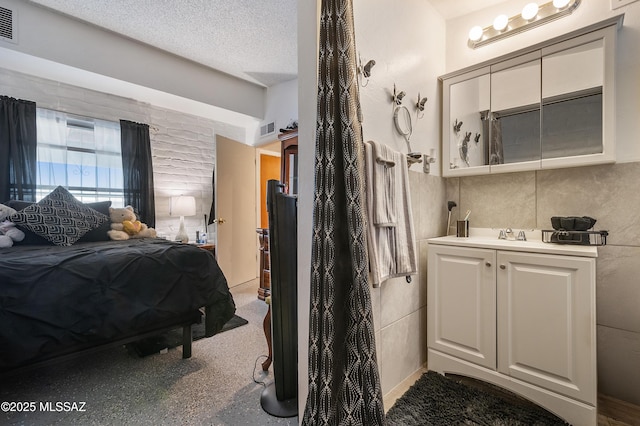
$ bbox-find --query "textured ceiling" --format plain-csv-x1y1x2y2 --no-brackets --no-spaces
25,0,503,87
27,0,298,87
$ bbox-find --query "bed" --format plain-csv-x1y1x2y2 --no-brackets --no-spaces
0,238,236,375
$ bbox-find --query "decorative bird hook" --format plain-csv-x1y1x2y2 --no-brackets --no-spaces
415,92,428,119
453,119,463,134
392,83,406,105
358,53,376,87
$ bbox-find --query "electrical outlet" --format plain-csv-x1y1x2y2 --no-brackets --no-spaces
611,0,638,10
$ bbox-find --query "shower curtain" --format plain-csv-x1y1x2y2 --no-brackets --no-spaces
302,0,385,425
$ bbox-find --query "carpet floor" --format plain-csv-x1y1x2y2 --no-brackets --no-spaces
0,279,298,426
386,370,569,425
127,314,249,357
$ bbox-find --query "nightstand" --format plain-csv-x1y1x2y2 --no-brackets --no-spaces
196,243,216,257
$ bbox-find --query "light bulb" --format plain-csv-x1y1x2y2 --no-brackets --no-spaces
521,3,539,21
553,0,570,8
468,25,483,42
493,14,509,32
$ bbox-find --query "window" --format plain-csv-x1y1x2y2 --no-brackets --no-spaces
36,108,124,206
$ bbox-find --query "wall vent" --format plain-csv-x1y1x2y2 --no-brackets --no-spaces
0,6,17,44
260,121,276,137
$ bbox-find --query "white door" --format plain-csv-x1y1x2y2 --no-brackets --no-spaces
496,251,596,404
216,136,258,287
428,244,496,369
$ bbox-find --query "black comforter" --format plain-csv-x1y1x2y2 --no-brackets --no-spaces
0,239,235,370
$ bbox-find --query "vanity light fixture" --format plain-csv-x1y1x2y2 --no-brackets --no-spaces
493,14,509,31
521,3,539,21
468,0,581,49
468,25,483,42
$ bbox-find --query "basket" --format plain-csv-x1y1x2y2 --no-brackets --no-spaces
541,230,608,246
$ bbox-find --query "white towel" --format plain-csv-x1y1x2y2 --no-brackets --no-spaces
368,140,396,227
364,141,418,287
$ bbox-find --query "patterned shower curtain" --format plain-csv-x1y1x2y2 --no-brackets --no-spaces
302,0,385,425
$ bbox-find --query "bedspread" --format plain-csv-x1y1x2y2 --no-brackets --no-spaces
0,239,235,370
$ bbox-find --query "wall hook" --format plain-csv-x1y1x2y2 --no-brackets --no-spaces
415,92,428,119
392,83,406,105
453,119,463,135
357,53,376,87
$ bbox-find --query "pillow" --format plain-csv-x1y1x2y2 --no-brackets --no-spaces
5,199,112,244
9,186,110,246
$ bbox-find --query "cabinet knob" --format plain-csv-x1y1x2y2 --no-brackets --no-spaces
485,262,491,267
500,265,506,270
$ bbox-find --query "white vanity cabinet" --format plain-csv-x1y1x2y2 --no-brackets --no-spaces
440,16,621,177
428,238,597,426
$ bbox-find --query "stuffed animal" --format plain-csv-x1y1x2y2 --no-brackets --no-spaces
0,203,25,248
107,205,157,241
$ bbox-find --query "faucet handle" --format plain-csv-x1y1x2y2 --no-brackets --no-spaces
517,230,527,241
498,229,507,240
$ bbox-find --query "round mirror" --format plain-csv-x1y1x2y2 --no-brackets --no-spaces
393,105,412,141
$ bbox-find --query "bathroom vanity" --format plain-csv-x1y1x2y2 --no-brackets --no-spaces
427,230,597,425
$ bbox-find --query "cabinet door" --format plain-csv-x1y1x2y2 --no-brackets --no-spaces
496,251,596,404
490,52,541,173
428,245,496,369
541,25,616,168
442,67,491,176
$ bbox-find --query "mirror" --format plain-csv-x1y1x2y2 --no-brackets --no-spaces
394,105,412,141
490,57,541,168
448,73,490,170
541,39,604,160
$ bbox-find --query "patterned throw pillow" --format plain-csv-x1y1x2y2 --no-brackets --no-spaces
10,186,110,246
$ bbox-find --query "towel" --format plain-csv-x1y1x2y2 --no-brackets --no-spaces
368,140,397,227
364,141,418,287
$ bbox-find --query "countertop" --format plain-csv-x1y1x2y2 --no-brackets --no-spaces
427,228,598,258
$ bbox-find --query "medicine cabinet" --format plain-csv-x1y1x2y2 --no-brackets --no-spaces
440,16,621,177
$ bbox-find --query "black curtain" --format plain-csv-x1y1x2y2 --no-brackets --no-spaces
120,120,155,227
0,96,37,202
302,0,384,424
208,166,216,225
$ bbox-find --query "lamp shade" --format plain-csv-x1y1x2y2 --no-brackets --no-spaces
170,196,196,217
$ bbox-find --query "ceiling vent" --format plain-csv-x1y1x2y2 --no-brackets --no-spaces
260,121,275,137
0,6,17,44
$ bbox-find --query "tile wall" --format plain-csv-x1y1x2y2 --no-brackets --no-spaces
374,171,446,397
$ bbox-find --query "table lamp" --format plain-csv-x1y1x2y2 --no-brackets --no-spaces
170,195,196,243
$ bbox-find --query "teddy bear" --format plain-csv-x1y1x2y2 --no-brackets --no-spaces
107,205,157,241
0,203,25,248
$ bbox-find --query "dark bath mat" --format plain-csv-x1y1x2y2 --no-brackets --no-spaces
386,370,569,426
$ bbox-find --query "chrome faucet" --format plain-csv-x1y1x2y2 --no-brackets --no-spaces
517,230,527,241
498,229,507,240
